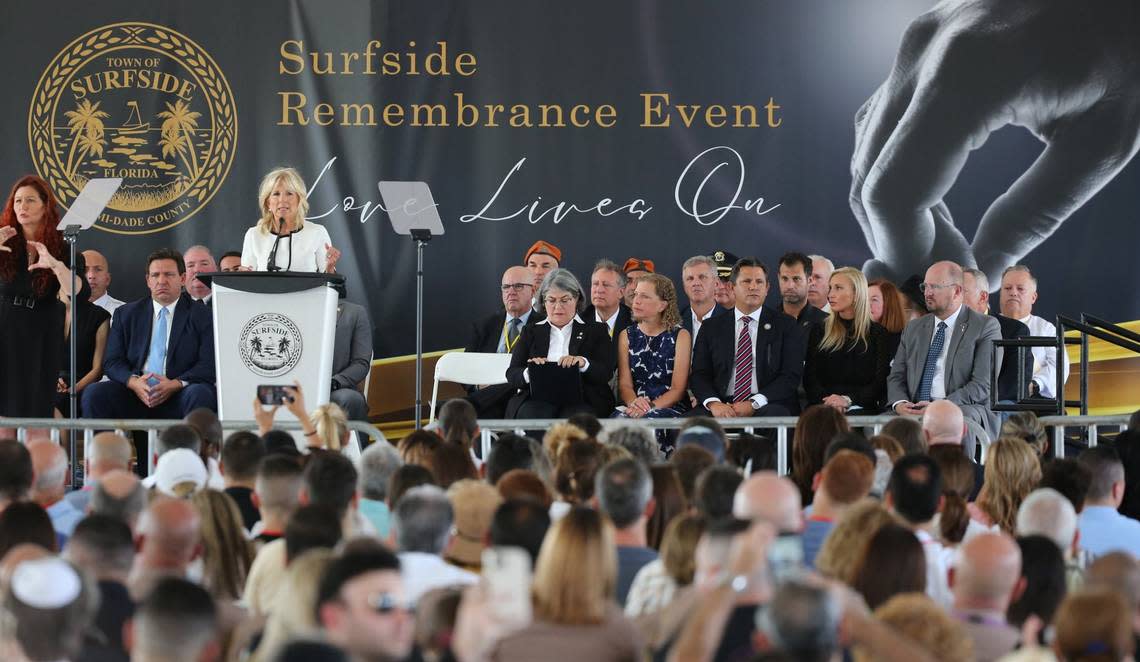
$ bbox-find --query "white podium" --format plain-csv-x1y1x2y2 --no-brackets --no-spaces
200,272,344,447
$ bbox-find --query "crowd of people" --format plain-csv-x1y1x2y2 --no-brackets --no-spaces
0,167,1132,662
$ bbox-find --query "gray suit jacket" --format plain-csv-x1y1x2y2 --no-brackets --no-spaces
887,305,1002,437
332,301,372,391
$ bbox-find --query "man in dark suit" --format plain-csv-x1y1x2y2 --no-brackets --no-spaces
505,269,615,418
776,252,828,336
330,284,372,422
888,261,1002,458
679,254,729,347
963,268,1033,403
83,248,216,419
465,265,539,418
182,245,217,307
690,258,806,417
581,259,633,349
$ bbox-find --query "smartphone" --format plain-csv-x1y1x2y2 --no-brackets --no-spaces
767,533,805,584
257,384,291,405
482,546,533,626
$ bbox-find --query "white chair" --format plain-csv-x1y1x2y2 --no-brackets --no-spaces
429,352,512,424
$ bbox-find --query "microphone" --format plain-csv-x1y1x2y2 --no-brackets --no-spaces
266,217,285,272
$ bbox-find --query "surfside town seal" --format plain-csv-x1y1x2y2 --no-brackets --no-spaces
239,313,303,378
28,22,236,235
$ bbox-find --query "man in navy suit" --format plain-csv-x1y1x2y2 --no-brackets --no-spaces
690,258,806,417
679,254,729,348
83,248,216,419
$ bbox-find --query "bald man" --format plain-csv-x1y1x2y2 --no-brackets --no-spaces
732,472,803,533
465,265,540,417
888,260,1003,458
66,432,133,514
128,497,202,601
28,441,83,541
949,533,1025,661
923,399,986,498
82,249,125,314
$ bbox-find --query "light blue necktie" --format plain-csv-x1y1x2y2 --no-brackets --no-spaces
146,307,169,376
916,321,947,402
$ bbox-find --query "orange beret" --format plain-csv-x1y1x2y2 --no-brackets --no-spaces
524,240,562,265
623,258,655,274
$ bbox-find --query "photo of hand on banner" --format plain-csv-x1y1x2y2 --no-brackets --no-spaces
851,0,1140,286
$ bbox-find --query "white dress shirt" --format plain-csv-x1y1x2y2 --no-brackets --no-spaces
703,308,768,410
595,307,620,336
1019,313,1070,399
926,305,962,400
148,299,178,375
690,305,717,345
496,309,532,353
240,221,332,272
523,316,589,382
93,292,125,316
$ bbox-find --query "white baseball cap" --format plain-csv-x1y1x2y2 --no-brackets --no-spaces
151,448,207,498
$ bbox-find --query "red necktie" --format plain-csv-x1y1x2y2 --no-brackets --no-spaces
732,317,753,403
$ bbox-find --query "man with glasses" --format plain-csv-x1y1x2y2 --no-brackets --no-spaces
465,265,538,418
887,260,1002,458
316,547,415,662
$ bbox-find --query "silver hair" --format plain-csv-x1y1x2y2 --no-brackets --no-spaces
183,245,214,258
1017,488,1077,554
34,449,68,492
538,268,586,313
1001,264,1038,288
963,267,990,293
807,255,835,272
682,254,717,274
358,442,403,502
393,485,454,554
592,259,628,288
601,425,661,466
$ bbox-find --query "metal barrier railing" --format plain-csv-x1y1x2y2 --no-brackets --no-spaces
476,414,1133,474
3,418,387,487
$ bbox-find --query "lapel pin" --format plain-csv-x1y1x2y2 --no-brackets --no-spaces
763,323,771,331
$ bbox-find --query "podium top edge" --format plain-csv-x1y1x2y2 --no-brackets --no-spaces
198,271,345,294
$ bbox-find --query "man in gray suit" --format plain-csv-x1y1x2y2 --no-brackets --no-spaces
888,261,1002,458
331,296,373,422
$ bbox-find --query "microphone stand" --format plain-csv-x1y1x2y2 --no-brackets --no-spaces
411,228,432,429
61,224,81,486
266,217,285,272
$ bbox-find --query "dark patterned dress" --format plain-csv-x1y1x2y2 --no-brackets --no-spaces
615,324,690,424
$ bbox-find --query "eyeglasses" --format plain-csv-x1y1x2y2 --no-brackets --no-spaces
501,283,532,292
367,593,411,615
544,296,575,307
919,282,954,293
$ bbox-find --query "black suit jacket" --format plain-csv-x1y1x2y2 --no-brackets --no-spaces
789,304,828,338
993,312,1034,402
104,293,215,386
582,303,633,351
506,319,616,416
690,306,805,412
465,310,538,354
680,303,729,338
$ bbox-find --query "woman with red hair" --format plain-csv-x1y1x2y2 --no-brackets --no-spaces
0,175,72,433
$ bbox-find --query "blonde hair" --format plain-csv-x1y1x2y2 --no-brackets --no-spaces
818,267,871,353
542,421,589,460
856,593,974,662
190,489,255,602
310,403,348,452
636,273,682,329
256,167,310,233
814,499,896,583
533,507,616,625
978,437,1042,535
251,548,332,662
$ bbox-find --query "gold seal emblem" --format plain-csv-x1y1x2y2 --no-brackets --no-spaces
28,22,237,234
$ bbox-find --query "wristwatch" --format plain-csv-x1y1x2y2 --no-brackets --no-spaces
715,572,749,593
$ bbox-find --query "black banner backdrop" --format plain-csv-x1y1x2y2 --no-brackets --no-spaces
4,0,1138,358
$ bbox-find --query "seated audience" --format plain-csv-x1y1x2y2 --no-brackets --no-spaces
250,548,332,662
466,265,538,418
27,440,82,541
82,248,216,420
191,489,255,603
802,449,875,568
251,454,303,546
89,470,147,530
602,424,660,467
496,469,552,508
128,497,202,601
596,458,658,607
426,442,479,489
732,472,803,533
646,465,687,551
868,593,975,662
437,398,480,455
1040,457,1093,513
523,240,561,302
397,429,441,466
790,404,850,505
804,267,891,412
489,498,552,565
999,265,1070,400
929,445,980,544
182,245,217,305
1017,488,1082,586
219,430,266,532
1078,446,1140,558
393,485,478,605
971,437,1041,535
692,466,743,521
582,259,632,344
490,507,645,661
867,278,907,336
1053,588,1134,662
690,258,806,418
506,268,616,419
962,267,1034,404
814,500,896,583
851,523,927,609
1001,411,1049,456
886,454,953,607
776,252,828,333
887,260,1002,456
948,533,1024,662
622,257,655,309
387,465,435,513
883,415,927,455
65,431,132,514
0,556,97,662
83,249,125,315
679,255,728,345
806,254,834,311
725,432,777,473
615,274,691,425
625,514,704,618
485,433,541,485
152,448,208,498
64,514,136,661
710,249,738,310
669,444,715,503
357,441,402,538
566,412,603,439
1006,535,1067,630
218,250,242,272
130,577,218,662
445,479,503,571
54,251,111,418
0,502,57,557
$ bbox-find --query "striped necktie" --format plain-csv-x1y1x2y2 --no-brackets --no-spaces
732,317,753,403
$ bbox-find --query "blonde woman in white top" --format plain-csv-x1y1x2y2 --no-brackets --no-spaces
241,167,341,273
